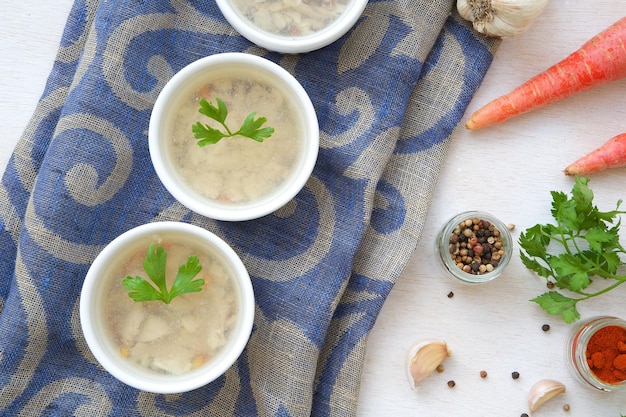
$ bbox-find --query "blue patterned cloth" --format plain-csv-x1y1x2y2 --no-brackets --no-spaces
0,0,498,415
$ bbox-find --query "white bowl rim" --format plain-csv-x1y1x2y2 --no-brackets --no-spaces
149,52,319,221
214,0,368,53
79,221,255,394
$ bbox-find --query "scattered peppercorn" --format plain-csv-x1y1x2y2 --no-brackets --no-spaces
447,217,505,275
436,364,445,373
447,380,455,388
563,404,570,411
547,281,555,289
511,371,520,379
480,370,488,378
521,414,529,417
542,324,550,332
447,291,454,298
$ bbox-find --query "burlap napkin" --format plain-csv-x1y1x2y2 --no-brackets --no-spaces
0,0,499,415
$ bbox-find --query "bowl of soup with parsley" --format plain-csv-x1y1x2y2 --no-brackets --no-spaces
149,53,319,221
80,221,254,394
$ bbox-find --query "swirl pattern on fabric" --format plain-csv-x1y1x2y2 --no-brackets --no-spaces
0,0,499,415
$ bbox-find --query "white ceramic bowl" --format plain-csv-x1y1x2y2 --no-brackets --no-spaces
80,221,254,394
215,0,368,53
149,53,319,221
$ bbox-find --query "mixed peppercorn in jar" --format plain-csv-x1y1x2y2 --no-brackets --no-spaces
436,211,512,284
448,217,506,274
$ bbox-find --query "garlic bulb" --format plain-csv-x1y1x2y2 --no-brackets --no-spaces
405,339,452,390
456,0,549,38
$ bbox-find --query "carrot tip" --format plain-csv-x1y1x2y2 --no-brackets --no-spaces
563,164,581,176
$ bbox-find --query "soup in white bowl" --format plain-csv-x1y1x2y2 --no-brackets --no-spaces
149,53,319,221
80,221,254,394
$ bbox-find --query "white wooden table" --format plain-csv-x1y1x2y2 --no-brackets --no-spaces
2,1,626,415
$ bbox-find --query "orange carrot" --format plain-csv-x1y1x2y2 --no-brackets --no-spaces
564,133,626,176
466,17,626,130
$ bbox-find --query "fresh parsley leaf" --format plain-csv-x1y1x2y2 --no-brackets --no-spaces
549,190,568,223
584,226,616,252
237,112,274,142
519,177,626,323
518,224,550,257
192,122,226,146
168,255,203,300
600,251,622,275
122,243,205,304
520,251,553,279
142,243,168,295
121,276,164,302
572,176,593,207
192,97,274,145
198,96,228,124
547,253,591,291
531,292,580,324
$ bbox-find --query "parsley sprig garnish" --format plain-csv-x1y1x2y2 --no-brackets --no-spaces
122,243,205,304
519,177,626,323
192,97,274,146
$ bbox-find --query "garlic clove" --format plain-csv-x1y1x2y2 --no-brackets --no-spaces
456,0,549,38
527,379,566,412
405,339,452,390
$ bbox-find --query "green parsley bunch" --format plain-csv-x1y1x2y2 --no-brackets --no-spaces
519,177,626,323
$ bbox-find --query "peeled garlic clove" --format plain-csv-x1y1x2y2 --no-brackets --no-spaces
528,379,566,412
456,0,549,38
405,339,452,390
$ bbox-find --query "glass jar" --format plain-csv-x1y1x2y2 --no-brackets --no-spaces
435,211,513,284
565,316,626,392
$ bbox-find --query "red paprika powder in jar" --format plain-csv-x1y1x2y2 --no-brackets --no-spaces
566,316,626,391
